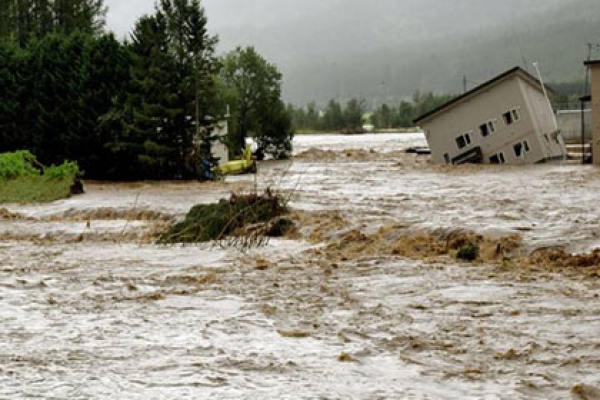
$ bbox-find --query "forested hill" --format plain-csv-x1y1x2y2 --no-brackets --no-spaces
211,0,600,105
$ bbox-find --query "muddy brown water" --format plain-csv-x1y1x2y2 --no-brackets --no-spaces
1,133,600,399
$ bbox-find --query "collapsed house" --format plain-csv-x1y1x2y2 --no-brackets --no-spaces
413,67,567,165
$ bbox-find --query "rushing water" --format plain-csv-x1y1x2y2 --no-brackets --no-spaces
1,133,600,399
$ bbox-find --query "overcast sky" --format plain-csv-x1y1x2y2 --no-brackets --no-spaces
104,0,320,39
104,0,231,39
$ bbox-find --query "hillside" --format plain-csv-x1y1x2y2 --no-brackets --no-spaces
210,0,599,105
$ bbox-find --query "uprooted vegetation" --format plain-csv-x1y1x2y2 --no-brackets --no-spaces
313,224,523,263
302,211,600,274
159,190,292,246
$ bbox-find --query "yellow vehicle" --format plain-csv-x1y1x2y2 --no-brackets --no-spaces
216,145,257,176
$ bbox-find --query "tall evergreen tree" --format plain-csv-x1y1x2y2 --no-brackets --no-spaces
0,43,22,150
0,0,105,45
53,0,105,35
219,46,293,159
113,0,218,179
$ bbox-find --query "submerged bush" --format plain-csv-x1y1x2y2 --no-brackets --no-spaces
456,242,480,262
159,192,287,244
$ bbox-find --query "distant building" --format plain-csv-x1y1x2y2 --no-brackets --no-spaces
211,121,229,166
414,67,567,165
193,120,229,166
584,60,600,164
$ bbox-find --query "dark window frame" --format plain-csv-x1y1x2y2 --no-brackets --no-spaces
490,152,506,164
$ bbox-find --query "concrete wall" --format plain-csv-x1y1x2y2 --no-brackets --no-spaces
592,65,600,164
521,81,567,160
556,110,591,143
421,74,557,165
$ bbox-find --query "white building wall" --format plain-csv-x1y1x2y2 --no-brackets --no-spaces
212,121,230,166
422,75,553,165
519,80,566,161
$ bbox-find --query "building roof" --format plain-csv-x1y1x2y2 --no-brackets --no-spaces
413,66,555,125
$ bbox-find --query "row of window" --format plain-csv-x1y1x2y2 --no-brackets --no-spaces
489,139,531,164
455,108,522,150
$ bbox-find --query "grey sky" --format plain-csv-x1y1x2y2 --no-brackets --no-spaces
104,0,319,39
104,0,229,39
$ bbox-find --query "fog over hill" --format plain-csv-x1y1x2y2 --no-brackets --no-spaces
205,0,599,105
105,0,600,106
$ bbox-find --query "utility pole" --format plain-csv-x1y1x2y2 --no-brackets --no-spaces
463,75,467,93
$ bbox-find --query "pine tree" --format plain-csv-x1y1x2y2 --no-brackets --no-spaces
0,43,21,151
0,0,105,45
53,0,106,35
113,0,218,179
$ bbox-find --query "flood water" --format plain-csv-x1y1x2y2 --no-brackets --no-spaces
1,133,600,399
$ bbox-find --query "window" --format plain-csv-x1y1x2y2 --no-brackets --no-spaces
511,109,520,122
455,132,472,149
513,140,531,158
513,142,522,157
490,152,506,164
553,132,561,145
479,121,496,137
503,108,521,126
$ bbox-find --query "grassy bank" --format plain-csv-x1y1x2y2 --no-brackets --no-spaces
0,150,82,204
0,176,77,204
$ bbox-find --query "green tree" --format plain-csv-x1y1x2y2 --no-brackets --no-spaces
219,46,293,159
322,99,344,131
396,101,416,128
372,103,392,129
0,43,22,150
0,0,105,45
108,0,217,179
343,98,365,129
53,0,106,35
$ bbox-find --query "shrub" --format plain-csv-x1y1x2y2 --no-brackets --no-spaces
43,161,81,181
159,191,287,244
456,242,480,261
0,150,40,180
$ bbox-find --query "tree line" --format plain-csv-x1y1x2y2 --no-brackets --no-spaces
0,0,105,46
0,0,293,180
289,92,455,132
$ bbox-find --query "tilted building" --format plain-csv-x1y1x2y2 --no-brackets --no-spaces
414,67,567,165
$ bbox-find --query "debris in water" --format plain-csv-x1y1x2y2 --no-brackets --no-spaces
338,352,358,363
277,330,311,338
571,384,600,400
159,190,287,244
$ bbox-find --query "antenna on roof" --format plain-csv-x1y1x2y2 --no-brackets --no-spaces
533,62,558,131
